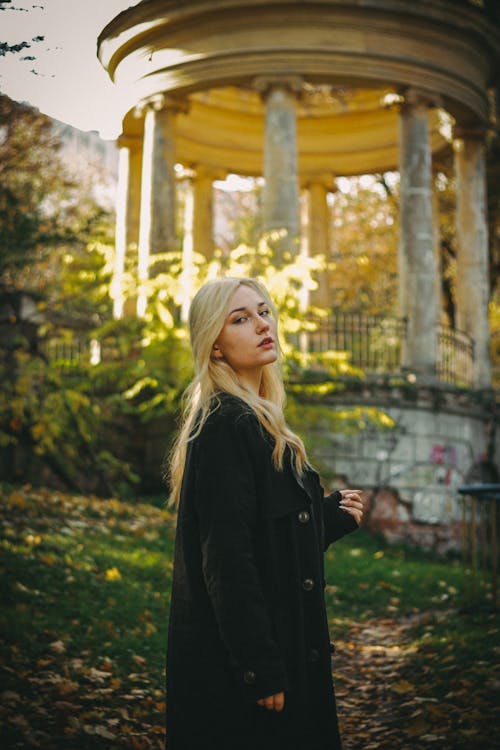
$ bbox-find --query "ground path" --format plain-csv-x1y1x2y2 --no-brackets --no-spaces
333,612,496,750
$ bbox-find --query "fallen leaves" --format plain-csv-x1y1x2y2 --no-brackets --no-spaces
1,485,497,749
105,566,122,581
334,611,498,750
49,640,66,654
0,485,170,749
392,678,415,694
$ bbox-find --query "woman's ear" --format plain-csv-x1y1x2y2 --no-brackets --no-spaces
212,344,223,360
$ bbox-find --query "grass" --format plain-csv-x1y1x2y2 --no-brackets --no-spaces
325,528,465,619
0,484,498,749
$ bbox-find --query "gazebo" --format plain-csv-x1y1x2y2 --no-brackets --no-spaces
98,0,499,390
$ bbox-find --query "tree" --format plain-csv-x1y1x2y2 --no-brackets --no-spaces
0,0,44,61
0,94,110,298
329,175,399,315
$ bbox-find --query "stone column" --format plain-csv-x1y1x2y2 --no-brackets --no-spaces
306,176,333,309
192,165,221,260
126,137,142,255
398,88,438,379
136,95,181,316
454,129,491,388
181,180,195,323
111,135,142,318
431,173,443,322
255,76,302,263
111,143,130,319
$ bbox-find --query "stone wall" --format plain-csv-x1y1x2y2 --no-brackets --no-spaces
304,381,499,553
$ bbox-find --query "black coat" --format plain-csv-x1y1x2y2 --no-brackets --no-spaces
166,394,358,750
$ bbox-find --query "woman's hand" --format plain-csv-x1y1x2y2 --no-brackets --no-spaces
339,489,364,526
257,691,285,712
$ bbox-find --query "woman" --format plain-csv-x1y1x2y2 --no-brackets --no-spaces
166,277,364,750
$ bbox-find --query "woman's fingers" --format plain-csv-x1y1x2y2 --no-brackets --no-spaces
264,695,275,710
273,691,285,712
257,692,285,711
339,489,364,525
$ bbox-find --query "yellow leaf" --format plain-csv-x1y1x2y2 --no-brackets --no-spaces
40,554,56,565
50,640,66,654
406,716,430,736
101,657,114,672
392,679,415,695
144,622,157,636
56,679,79,695
94,726,116,740
25,534,42,546
8,491,27,509
105,566,121,581
31,423,45,441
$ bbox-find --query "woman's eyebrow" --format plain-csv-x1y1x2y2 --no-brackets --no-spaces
228,301,267,315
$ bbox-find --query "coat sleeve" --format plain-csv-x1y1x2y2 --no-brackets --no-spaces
194,411,289,701
322,490,360,548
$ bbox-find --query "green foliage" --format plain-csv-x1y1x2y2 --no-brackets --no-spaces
0,93,394,493
329,175,399,315
0,318,197,493
0,93,109,292
1,230,396,493
0,349,137,494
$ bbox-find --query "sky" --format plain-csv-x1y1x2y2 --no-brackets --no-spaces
0,0,141,139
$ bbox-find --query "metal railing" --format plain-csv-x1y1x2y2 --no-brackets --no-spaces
40,312,476,387
40,337,91,365
457,484,499,611
291,312,474,386
294,312,405,373
437,324,475,386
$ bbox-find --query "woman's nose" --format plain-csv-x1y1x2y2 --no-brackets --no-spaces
255,315,270,332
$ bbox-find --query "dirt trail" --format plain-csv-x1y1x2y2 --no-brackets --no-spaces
332,613,493,750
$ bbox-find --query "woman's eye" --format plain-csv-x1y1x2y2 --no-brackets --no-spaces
233,316,247,324
260,309,270,317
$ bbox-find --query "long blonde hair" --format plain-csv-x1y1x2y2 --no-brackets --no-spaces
168,276,308,505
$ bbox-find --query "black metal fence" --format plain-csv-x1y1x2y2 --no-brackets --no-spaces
291,312,474,386
40,311,476,387
40,337,92,365
296,312,405,374
437,324,474,387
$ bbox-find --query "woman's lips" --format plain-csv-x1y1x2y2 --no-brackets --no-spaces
259,337,274,348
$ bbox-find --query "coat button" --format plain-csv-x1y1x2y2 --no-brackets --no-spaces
302,578,315,591
308,648,320,662
298,510,310,524
243,670,256,685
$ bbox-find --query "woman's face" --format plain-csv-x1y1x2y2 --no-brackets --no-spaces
213,284,278,380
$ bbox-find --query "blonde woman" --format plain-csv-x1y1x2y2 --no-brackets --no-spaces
166,277,363,750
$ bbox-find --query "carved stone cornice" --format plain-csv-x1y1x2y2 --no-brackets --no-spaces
301,173,336,191
134,93,190,118
254,75,304,102
117,134,142,150
399,86,442,112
